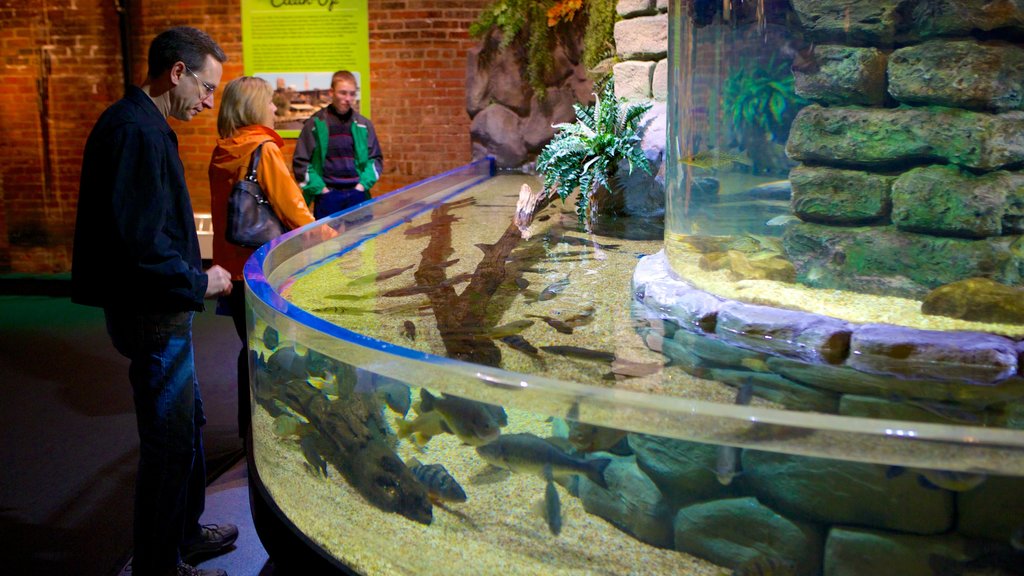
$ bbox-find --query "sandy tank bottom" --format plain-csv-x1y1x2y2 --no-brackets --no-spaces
252,403,720,576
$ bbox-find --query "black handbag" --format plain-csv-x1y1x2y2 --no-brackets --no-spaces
226,141,286,247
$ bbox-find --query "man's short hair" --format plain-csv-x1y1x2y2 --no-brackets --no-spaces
331,70,358,90
147,26,227,80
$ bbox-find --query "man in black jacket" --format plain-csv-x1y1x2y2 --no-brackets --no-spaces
72,27,236,576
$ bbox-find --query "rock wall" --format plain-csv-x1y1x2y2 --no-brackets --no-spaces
468,0,671,211
783,0,1024,298
467,19,595,169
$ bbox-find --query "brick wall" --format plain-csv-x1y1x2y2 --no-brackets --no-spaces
0,0,489,273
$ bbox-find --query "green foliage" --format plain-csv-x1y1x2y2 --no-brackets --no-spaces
470,0,531,50
582,0,616,71
723,56,808,142
536,80,652,224
471,0,618,98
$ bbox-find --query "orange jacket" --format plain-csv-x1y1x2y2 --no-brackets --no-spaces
209,125,315,279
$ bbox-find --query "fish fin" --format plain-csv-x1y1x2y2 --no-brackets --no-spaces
406,457,423,469
587,458,612,490
917,474,941,491
566,400,581,422
735,382,754,406
394,417,412,439
420,389,437,412
413,432,431,447
885,465,906,480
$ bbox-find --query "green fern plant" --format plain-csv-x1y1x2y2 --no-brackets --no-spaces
537,79,652,225
723,55,807,143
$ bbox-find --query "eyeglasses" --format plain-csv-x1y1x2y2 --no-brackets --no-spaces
184,65,216,98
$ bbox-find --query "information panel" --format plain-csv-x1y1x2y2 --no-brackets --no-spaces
241,0,371,137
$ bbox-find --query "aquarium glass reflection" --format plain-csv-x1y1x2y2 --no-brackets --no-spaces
241,1,1024,573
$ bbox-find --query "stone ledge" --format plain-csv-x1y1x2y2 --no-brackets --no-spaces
633,250,1022,395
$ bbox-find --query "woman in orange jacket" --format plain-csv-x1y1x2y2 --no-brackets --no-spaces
209,76,316,439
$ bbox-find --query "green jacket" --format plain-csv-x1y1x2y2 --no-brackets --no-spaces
299,115,381,206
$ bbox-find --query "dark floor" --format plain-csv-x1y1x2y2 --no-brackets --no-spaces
0,280,269,576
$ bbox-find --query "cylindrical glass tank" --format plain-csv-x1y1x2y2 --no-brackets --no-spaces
244,2,1024,574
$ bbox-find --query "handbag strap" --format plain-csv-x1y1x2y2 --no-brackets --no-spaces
244,140,274,183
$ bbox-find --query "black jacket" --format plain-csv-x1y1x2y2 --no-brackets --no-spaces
72,86,208,312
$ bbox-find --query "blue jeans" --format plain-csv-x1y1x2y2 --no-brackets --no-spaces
314,187,369,219
105,309,207,575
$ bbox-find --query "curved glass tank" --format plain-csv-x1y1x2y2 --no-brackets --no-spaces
244,2,1024,574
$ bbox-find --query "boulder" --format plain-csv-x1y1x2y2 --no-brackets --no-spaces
889,39,1024,112
892,166,1016,238
787,105,1024,171
921,277,1024,324
793,45,887,106
790,165,894,225
469,104,526,168
674,497,823,575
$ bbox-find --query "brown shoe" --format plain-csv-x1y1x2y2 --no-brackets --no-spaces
176,562,227,576
181,523,239,563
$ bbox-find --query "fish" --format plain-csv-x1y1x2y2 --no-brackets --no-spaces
537,277,571,301
560,306,597,328
262,325,279,350
273,413,311,438
885,466,988,492
766,214,800,226
307,372,339,398
482,319,535,339
728,555,798,576
346,263,415,287
526,314,574,334
500,334,539,356
608,357,663,379
300,434,328,478
353,370,411,416
514,277,531,290
553,235,621,251
567,421,628,453
475,433,611,489
323,293,374,301
679,149,751,172
540,345,616,363
716,383,753,486
401,320,416,341
382,272,474,298
310,305,377,316
407,458,468,503
395,410,450,446
542,464,562,536
420,389,504,446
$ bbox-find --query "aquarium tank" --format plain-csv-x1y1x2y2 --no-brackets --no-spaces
243,1,1024,575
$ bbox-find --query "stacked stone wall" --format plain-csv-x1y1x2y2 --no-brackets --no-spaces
783,0,1024,298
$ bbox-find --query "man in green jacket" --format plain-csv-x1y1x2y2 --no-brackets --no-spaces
293,70,383,219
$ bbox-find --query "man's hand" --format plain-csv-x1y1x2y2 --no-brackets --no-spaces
205,264,233,298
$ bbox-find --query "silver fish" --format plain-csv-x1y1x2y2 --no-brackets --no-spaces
476,433,611,489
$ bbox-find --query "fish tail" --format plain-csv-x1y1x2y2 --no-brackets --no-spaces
394,417,412,439
587,458,612,489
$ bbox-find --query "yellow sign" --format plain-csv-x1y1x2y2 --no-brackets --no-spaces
241,0,371,137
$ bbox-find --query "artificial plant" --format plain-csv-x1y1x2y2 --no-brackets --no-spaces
722,55,808,173
536,79,652,226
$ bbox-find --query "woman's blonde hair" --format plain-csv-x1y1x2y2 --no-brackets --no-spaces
217,76,273,138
